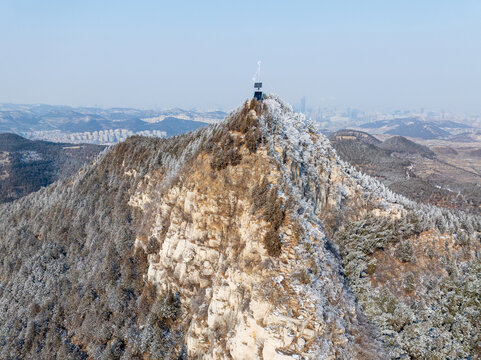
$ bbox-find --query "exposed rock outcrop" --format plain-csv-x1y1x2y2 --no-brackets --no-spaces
128,96,481,359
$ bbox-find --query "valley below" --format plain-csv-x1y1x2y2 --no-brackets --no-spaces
330,130,481,215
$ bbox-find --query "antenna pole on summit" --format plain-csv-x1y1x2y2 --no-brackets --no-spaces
253,60,263,101
257,61,261,82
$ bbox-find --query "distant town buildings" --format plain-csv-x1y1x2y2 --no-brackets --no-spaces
21,129,167,145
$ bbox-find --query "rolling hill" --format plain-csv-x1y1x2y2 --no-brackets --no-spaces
359,117,469,139
330,129,481,214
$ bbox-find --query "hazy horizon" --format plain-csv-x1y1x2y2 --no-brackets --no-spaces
1,1,480,113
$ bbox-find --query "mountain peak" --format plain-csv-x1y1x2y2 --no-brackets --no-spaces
124,96,387,358
0,96,480,359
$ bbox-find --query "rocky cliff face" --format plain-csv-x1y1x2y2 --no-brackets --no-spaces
126,96,481,359
0,96,480,359
128,101,382,359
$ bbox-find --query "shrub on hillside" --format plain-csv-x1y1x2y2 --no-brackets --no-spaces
264,229,282,257
395,241,415,263
147,237,160,255
209,132,243,170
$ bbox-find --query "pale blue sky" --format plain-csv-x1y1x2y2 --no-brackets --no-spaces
1,0,480,112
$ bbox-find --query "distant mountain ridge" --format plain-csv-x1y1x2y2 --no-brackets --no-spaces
359,117,471,139
0,103,226,143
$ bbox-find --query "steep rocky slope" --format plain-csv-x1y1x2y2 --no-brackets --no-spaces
0,96,480,359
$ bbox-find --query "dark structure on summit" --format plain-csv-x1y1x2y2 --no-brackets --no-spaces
254,82,263,101
253,61,263,101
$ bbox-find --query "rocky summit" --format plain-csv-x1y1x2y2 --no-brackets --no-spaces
0,96,480,359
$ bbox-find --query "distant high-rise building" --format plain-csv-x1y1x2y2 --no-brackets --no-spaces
300,96,306,113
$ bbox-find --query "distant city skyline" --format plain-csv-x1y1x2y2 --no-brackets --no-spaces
1,1,480,113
